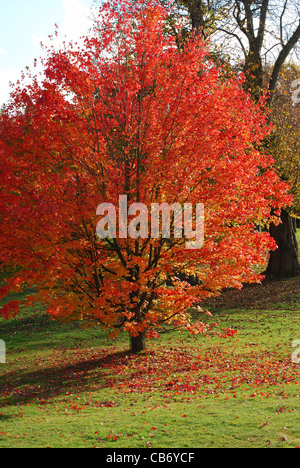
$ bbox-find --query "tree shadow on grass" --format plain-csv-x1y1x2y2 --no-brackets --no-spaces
0,413,16,422
0,349,130,407
0,345,209,409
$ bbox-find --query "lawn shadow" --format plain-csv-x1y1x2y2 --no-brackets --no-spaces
0,344,206,408
0,349,130,407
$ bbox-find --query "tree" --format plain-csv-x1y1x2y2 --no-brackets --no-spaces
0,0,290,352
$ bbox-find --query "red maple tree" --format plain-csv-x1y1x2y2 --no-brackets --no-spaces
0,0,291,352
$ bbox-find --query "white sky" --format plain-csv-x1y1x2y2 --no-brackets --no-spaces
0,0,95,106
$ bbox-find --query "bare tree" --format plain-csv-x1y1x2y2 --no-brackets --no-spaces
178,1,300,101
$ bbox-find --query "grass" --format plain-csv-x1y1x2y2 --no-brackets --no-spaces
0,281,299,448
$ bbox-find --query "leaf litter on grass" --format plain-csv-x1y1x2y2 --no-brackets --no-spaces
1,279,300,448
1,341,298,409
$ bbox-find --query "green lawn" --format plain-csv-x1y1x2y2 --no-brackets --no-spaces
0,282,299,448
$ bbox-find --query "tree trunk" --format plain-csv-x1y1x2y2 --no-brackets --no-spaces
265,209,300,278
130,332,146,354
243,47,264,101
186,0,206,37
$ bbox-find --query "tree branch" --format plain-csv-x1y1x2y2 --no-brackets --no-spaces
256,0,269,51
268,20,300,104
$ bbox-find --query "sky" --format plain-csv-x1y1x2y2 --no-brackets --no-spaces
0,0,96,106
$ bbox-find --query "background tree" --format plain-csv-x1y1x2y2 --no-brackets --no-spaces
270,64,300,216
172,1,300,97
265,63,300,276
0,0,290,352
170,0,300,276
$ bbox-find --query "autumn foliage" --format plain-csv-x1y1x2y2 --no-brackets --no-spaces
0,0,291,352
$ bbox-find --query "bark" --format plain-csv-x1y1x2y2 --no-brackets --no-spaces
130,331,146,354
183,0,207,38
265,209,300,278
243,47,264,100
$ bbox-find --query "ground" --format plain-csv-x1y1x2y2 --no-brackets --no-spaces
0,278,299,448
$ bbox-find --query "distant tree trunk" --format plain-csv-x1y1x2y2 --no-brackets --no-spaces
184,0,207,38
243,46,264,101
130,332,146,354
265,209,300,278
